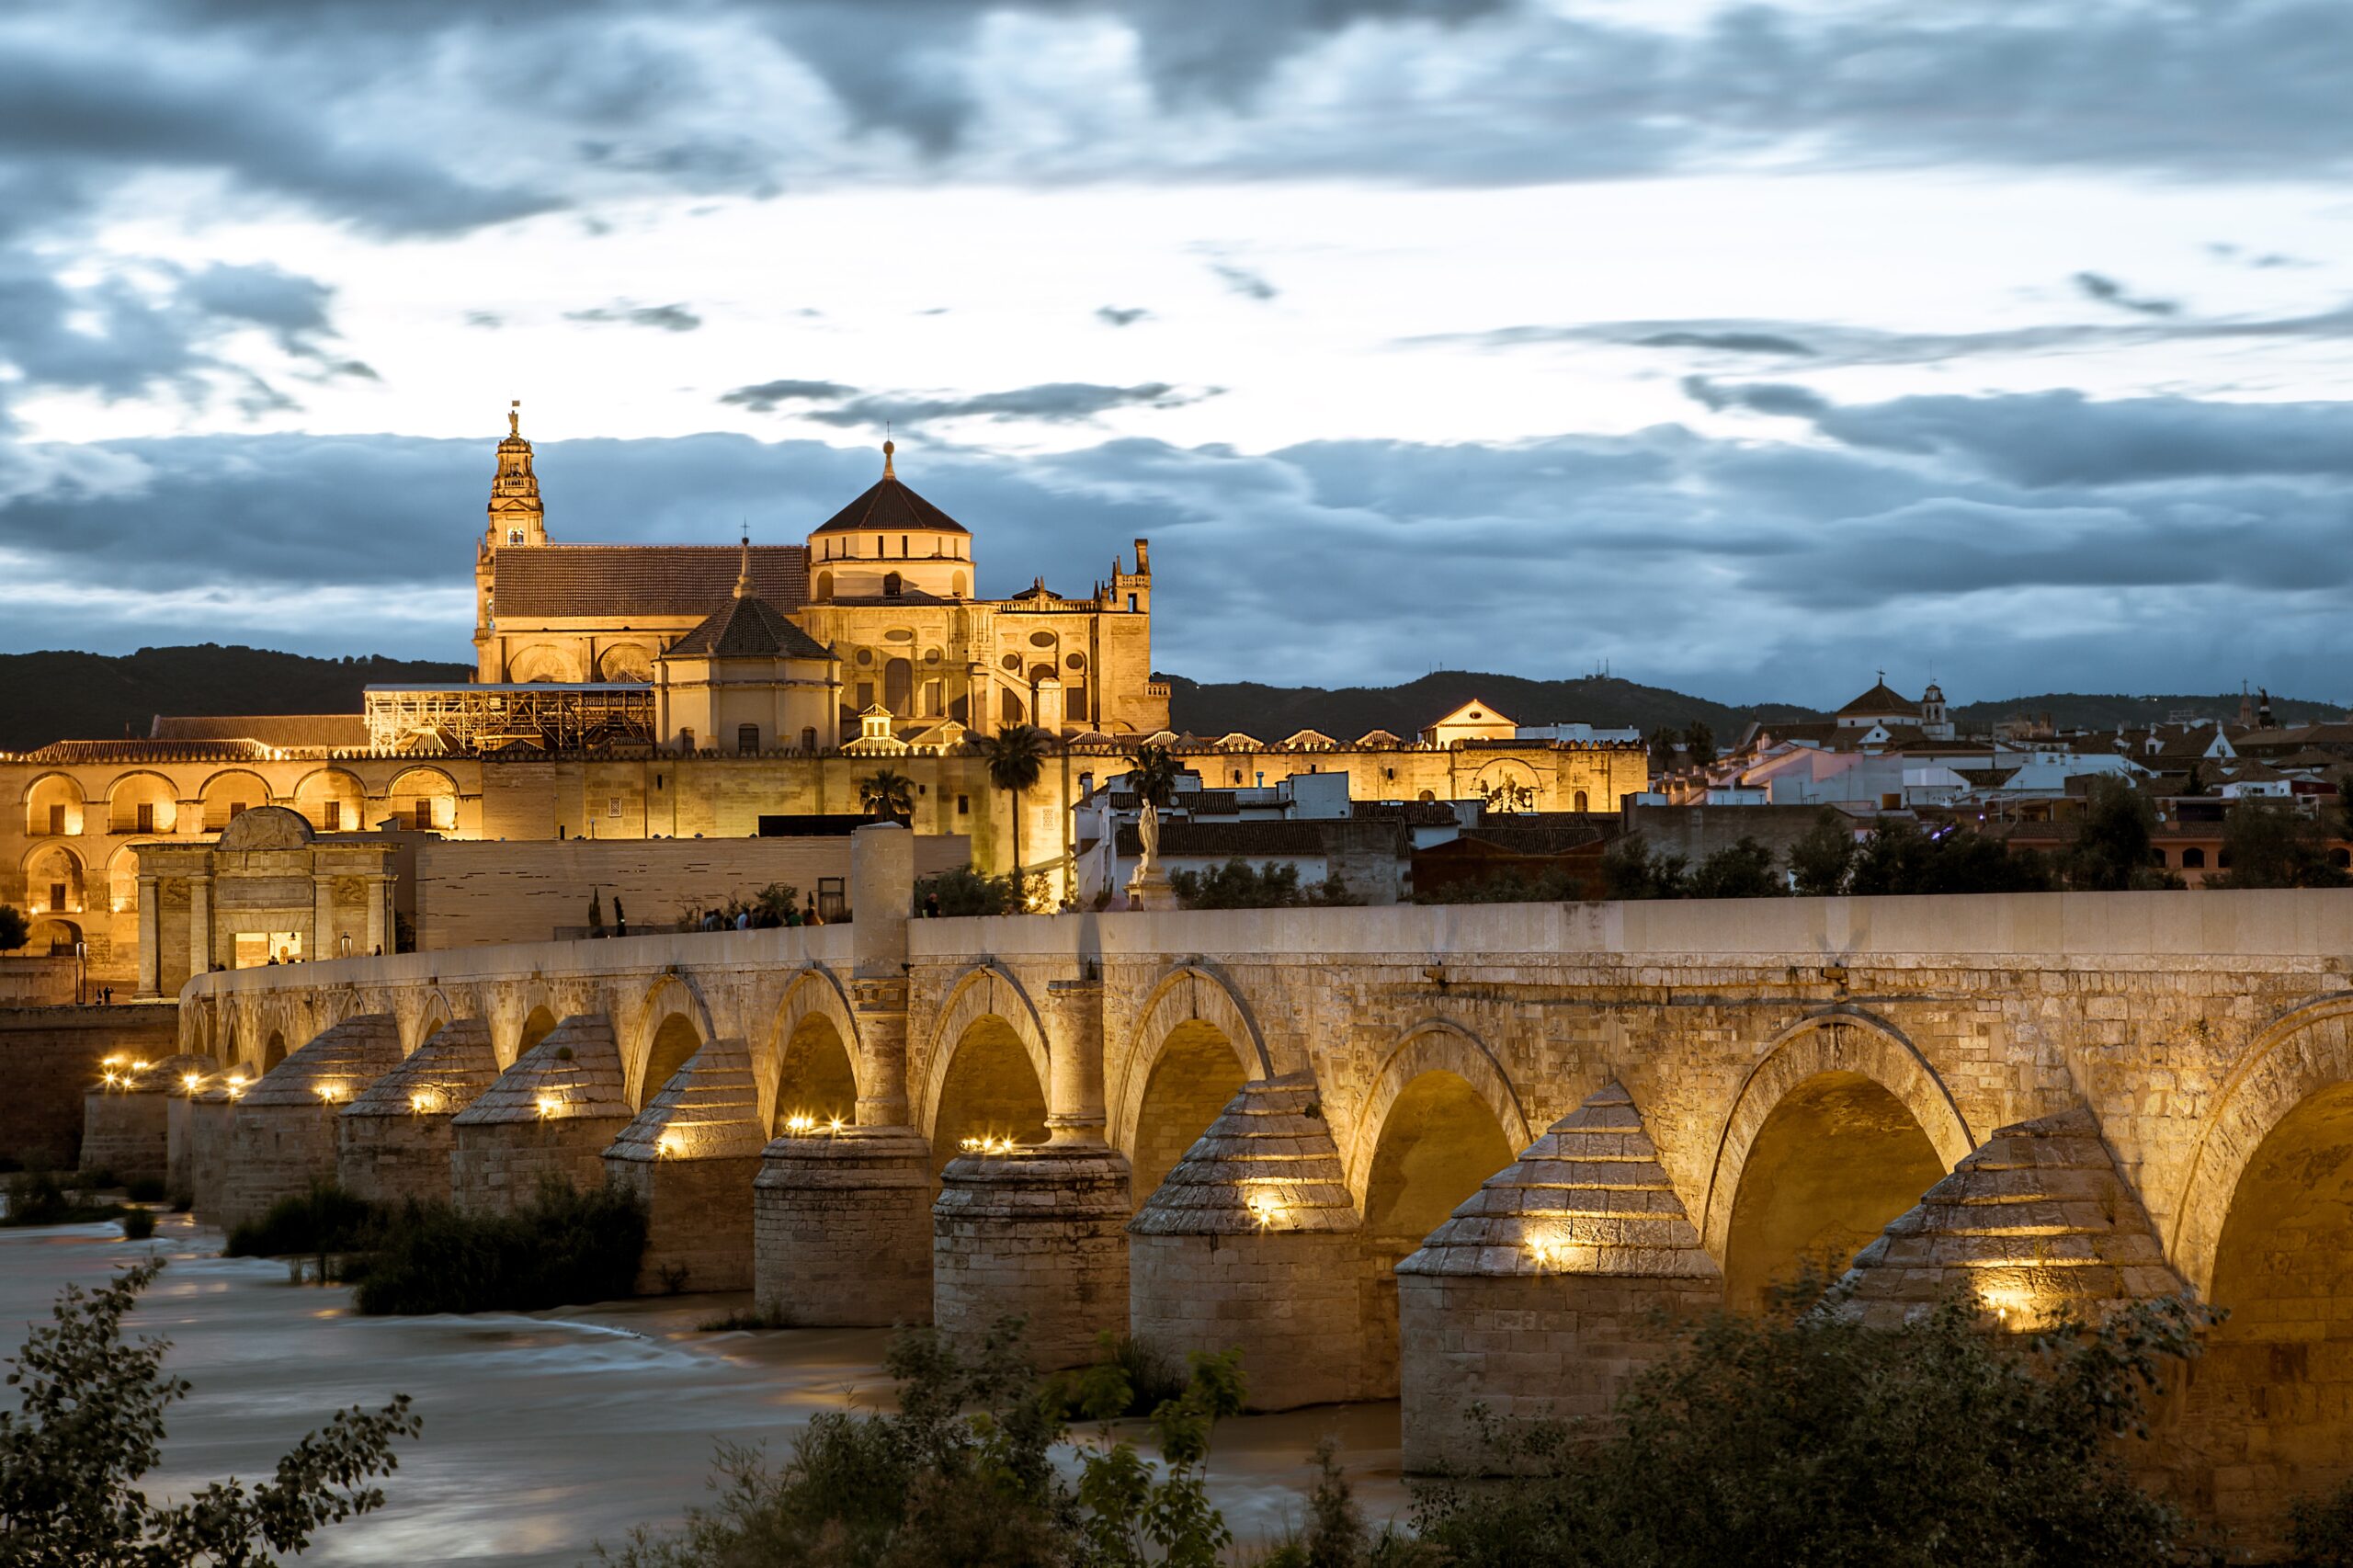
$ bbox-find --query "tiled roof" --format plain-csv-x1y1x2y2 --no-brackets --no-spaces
1352,801,1461,825
810,474,970,537
150,714,370,748
493,545,809,618
1836,680,1919,719
662,595,836,661
14,739,278,763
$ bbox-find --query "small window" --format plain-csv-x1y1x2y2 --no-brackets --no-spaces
901,534,909,556
1574,790,1588,812
136,802,154,833
883,572,903,597
229,801,247,819
323,802,341,831
47,803,65,835
679,728,696,752
414,801,433,830
50,881,67,912
1127,593,1138,611
1383,767,1394,782
608,796,622,819
957,795,969,814
817,877,847,922
801,726,818,752
737,724,760,754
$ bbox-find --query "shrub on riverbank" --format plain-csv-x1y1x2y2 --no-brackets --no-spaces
1,1169,125,1227
354,1180,646,1315
223,1182,382,1258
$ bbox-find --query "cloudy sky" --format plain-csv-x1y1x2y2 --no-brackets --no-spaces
5,0,2353,709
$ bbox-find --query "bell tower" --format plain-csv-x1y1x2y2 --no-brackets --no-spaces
485,400,546,551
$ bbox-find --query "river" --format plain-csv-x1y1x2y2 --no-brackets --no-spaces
0,1215,1413,1565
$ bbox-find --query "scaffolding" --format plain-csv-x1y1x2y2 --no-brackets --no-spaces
363,684,655,754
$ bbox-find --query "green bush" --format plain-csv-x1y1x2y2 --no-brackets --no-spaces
1409,1282,2215,1568
2,1169,123,1227
2288,1478,2353,1566
119,1207,156,1241
915,863,1043,915
223,1182,383,1258
354,1179,647,1315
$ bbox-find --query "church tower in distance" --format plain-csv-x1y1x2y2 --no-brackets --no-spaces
476,401,545,669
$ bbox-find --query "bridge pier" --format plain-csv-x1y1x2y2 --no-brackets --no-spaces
605,1039,767,1293
753,1124,935,1324
450,1015,632,1214
82,1052,211,1187
336,1019,500,1206
219,1015,402,1230
1129,1074,1370,1410
934,1142,1131,1370
1396,1082,1722,1474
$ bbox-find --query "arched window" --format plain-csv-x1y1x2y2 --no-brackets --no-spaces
883,572,903,597
884,658,913,715
679,728,696,753
1574,790,1589,812
507,528,523,545
736,724,760,755
801,726,818,753
815,572,833,601
2180,847,2205,869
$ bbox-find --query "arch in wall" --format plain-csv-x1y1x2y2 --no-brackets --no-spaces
922,965,1054,1170
1111,965,1272,1202
103,845,142,915
767,968,865,1130
1701,1011,1973,1309
387,767,461,832
22,772,85,837
291,767,367,833
406,991,455,1055
506,644,574,683
510,1003,561,1065
629,972,717,1106
597,643,654,683
2167,994,2353,1296
1343,1018,1530,1207
105,771,179,834
25,916,80,956
196,769,273,830
21,843,86,915
2193,1059,2353,1526
262,1028,289,1071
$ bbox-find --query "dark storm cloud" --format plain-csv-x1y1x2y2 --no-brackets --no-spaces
717,379,1219,427
17,388,2353,706
563,301,704,332
2073,271,2179,317
1209,263,1279,301
1096,307,1153,327
1426,298,2353,369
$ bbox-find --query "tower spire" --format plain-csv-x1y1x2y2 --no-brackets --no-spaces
733,532,755,599
882,426,895,480
508,399,520,438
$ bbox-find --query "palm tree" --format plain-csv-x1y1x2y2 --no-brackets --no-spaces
858,767,915,824
1128,743,1180,808
980,725,1051,905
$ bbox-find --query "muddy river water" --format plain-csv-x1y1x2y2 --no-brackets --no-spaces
0,1216,1413,1565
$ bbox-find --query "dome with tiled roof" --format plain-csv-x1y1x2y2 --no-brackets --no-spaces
811,441,969,537
1836,677,1919,723
662,540,837,663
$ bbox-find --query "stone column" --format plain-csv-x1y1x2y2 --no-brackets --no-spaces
850,979,910,1127
188,872,212,974
849,821,912,970
934,1142,1131,1370
1044,976,1106,1145
755,1124,935,1325
312,872,335,963
135,875,160,997
364,874,387,956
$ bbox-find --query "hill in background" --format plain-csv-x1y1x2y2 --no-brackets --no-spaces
0,645,472,753
1949,692,2344,732
1160,671,1816,742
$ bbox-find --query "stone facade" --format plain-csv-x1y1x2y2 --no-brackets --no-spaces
217,1013,401,1228
449,1015,632,1213
604,1039,767,1292
934,1143,1131,1370
186,1087,237,1225
79,1051,213,1186
0,1003,182,1170
336,1017,501,1205
753,1125,936,1326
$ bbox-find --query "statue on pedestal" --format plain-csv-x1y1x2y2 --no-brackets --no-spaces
1127,798,1173,910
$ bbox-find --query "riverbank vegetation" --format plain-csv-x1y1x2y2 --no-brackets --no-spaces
0,1257,416,1561
222,1178,646,1315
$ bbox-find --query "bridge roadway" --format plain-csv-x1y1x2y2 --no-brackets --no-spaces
176,826,2353,1533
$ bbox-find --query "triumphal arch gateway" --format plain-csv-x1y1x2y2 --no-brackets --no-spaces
0,409,1642,984
176,823,2353,1539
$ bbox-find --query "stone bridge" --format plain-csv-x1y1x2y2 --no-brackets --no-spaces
176,825,2353,1536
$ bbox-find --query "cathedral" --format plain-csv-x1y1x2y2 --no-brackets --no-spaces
472,404,1166,747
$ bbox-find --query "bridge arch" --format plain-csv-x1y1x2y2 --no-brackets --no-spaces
507,1001,561,1065
1111,965,1269,1205
767,967,865,1132
404,990,456,1055
1702,1009,1973,1310
2164,994,2353,1529
629,972,716,1107
1344,1017,1530,1207
922,964,1053,1168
